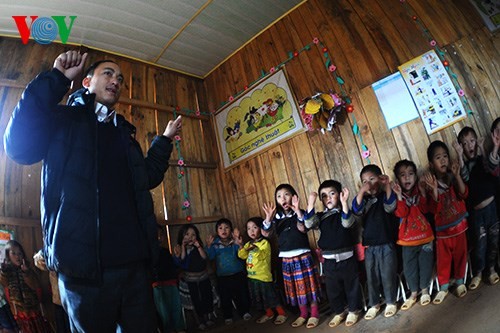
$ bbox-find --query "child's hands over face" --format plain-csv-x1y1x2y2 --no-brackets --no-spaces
193,240,201,249
452,140,463,156
359,182,371,196
379,174,391,192
339,187,350,207
262,202,276,221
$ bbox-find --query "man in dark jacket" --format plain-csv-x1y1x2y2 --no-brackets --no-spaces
3,50,182,332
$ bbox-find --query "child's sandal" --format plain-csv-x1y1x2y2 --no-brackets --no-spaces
433,290,448,304
274,315,287,325
420,294,431,306
328,312,346,327
489,272,499,285
345,312,359,327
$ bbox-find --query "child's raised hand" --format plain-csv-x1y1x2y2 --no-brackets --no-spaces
20,259,28,272
261,228,270,238
291,194,300,213
452,140,463,156
423,172,437,190
262,202,276,221
417,178,427,196
450,160,461,177
296,221,306,233
339,187,350,206
206,234,214,247
391,182,402,197
173,245,181,257
307,192,318,211
359,181,370,195
477,136,485,154
233,228,242,245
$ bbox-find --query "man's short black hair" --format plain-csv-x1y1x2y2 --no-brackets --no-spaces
84,59,117,77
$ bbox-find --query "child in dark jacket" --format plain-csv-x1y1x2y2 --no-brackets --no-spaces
153,225,186,333
455,126,499,289
352,164,398,320
305,180,362,328
206,218,251,324
392,159,435,309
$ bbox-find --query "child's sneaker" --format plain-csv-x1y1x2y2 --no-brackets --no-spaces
243,313,252,321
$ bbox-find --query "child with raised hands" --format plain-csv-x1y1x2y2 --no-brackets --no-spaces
305,180,362,328
392,160,434,310
206,218,251,325
424,140,469,305
454,126,499,290
262,184,321,329
351,165,399,320
237,217,288,325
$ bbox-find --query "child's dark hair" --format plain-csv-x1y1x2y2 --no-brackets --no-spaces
4,240,26,264
275,183,298,214
176,224,202,246
491,117,500,133
427,140,449,162
360,164,382,179
393,159,417,178
247,216,264,229
457,126,477,143
318,180,342,195
215,218,233,232
84,59,117,77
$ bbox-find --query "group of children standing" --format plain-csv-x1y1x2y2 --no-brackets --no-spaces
161,117,499,332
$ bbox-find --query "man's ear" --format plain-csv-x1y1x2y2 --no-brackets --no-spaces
82,76,91,89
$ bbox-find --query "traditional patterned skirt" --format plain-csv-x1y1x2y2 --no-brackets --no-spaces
14,308,52,333
282,252,321,306
248,278,281,310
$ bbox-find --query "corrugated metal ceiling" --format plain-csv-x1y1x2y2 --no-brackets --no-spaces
0,0,306,78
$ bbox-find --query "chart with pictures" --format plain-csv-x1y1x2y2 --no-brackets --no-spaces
398,50,466,134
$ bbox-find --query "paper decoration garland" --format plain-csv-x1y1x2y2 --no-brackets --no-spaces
400,0,472,114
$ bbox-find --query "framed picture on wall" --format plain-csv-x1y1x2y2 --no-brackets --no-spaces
398,50,466,135
214,68,304,170
469,0,500,32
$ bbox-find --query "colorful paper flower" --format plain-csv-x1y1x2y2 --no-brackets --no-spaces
183,200,190,208
458,89,465,97
430,40,436,46
228,96,234,102
269,67,276,74
195,110,201,116
313,37,319,44
177,159,185,166
174,135,181,141
362,150,371,159
329,65,337,72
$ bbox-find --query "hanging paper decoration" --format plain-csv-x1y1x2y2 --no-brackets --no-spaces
299,92,345,133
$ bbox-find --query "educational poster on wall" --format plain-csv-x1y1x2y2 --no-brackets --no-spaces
0,230,13,264
214,69,304,169
469,0,500,32
398,50,466,135
372,72,419,129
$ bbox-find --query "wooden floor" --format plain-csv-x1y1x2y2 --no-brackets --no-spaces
200,281,500,333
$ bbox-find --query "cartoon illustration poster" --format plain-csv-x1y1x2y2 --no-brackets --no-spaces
215,69,304,169
398,50,466,135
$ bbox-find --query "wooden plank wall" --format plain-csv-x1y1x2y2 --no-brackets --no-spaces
0,0,498,278
204,0,500,233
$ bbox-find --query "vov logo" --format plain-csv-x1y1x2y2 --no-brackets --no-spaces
12,16,77,45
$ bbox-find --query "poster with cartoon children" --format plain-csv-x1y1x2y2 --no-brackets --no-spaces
398,49,466,134
215,69,304,169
